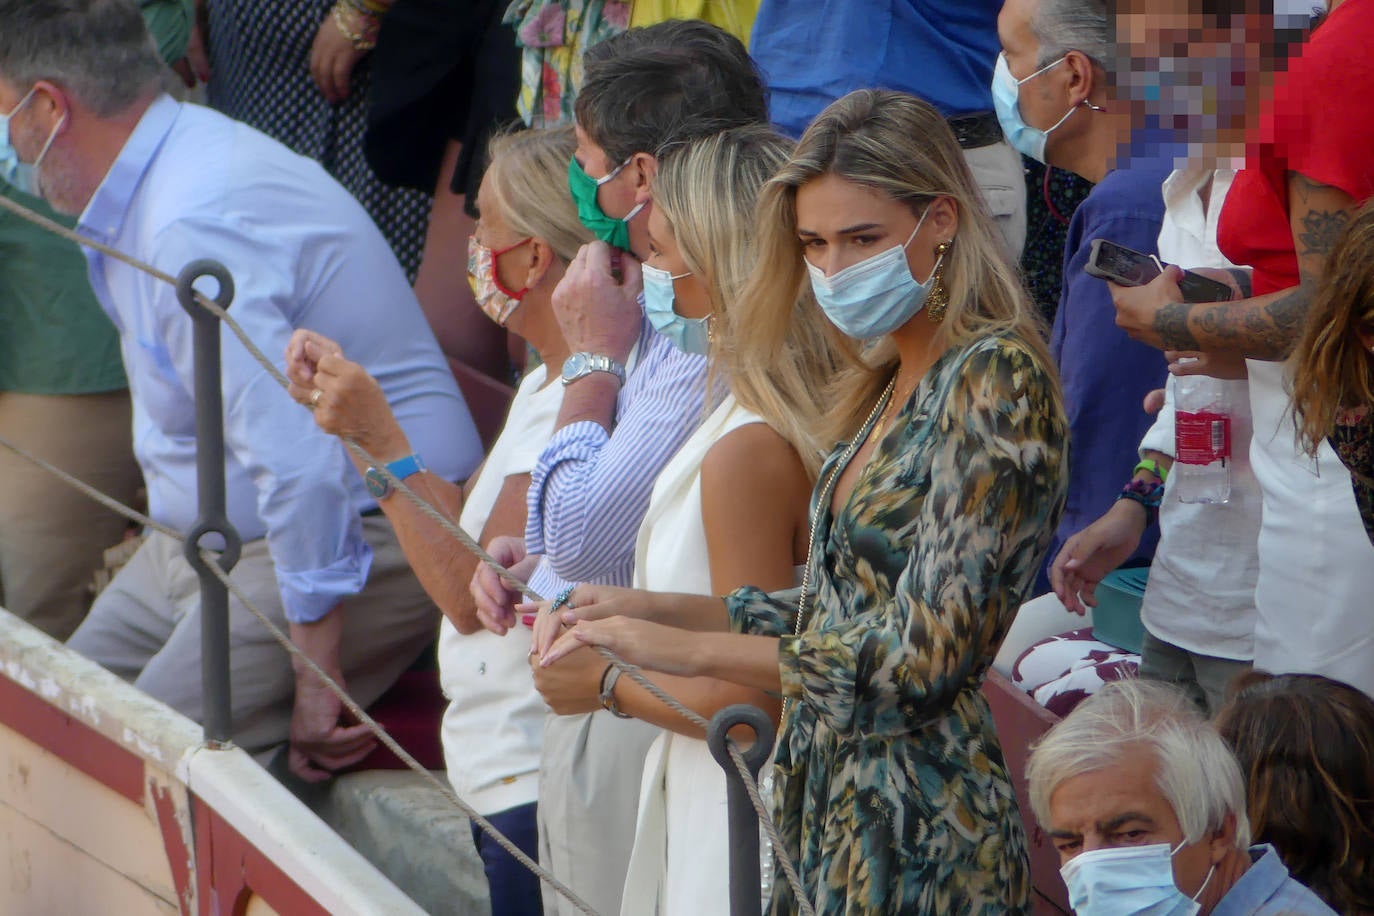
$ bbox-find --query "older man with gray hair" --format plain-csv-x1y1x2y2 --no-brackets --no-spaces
1027,679,1335,915
0,0,482,781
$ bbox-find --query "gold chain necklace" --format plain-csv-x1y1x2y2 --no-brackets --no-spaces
780,376,896,723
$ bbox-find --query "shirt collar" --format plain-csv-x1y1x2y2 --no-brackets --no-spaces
78,93,180,242
1214,845,1290,913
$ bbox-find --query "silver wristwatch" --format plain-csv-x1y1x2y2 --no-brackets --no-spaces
561,352,626,387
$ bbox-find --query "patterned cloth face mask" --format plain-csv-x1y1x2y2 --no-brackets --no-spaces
567,155,645,251
467,234,532,326
642,262,710,355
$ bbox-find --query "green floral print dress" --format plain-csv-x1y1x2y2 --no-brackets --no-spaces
727,332,1068,915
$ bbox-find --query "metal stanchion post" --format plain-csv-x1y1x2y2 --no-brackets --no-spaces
175,260,242,746
706,704,777,916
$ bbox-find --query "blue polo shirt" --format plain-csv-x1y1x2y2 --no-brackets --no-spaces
749,0,1003,137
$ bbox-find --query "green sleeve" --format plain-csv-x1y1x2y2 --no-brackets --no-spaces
139,0,195,64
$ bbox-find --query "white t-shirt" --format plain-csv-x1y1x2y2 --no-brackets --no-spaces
439,364,563,815
1138,167,1262,660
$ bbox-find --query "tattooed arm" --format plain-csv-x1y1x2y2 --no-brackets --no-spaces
1114,173,1355,358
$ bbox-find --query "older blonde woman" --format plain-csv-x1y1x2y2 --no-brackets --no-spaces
285,126,590,916
533,91,1068,914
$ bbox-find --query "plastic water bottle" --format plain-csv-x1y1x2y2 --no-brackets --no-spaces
1174,367,1231,504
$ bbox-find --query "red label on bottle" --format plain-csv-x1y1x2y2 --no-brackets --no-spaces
1175,410,1231,465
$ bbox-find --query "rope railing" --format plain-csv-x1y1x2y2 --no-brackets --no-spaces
0,192,816,915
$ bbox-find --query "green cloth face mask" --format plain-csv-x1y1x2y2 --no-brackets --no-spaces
567,155,645,251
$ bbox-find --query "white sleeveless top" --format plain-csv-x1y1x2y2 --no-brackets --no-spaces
621,395,765,916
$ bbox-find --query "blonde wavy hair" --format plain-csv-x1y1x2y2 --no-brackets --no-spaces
1290,199,1374,461
484,126,593,263
653,125,847,476
735,89,1057,443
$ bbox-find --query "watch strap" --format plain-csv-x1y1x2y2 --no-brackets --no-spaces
598,663,632,718
366,452,427,501
384,453,427,481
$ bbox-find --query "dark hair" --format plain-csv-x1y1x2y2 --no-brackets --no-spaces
0,0,165,116
574,19,768,165
1215,672,1374,913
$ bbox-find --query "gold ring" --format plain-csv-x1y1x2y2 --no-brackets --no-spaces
310,389,323,407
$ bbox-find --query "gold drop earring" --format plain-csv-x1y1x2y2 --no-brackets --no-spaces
927,240,953,323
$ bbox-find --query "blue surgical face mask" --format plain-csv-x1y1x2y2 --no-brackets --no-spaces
806,206,944,341
991,52,1078,164
642,262,710,355
0,88,62,199
1061,840,1215,916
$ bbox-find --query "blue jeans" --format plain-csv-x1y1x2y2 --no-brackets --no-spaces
472,801,542,916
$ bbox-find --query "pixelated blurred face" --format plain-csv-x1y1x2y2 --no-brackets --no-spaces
1112,0,1268,155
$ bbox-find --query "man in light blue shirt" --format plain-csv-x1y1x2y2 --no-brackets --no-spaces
0,0,482,780
1029,680,1336,916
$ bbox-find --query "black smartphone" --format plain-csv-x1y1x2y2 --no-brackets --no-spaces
1085,238,1234,303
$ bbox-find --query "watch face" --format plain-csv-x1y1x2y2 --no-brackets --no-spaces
364,467,392,500
562,352,590,380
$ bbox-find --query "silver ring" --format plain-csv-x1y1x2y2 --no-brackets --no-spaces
310,389,323,407
549,585,576,615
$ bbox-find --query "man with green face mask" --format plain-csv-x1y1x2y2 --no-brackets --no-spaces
468,19,769,916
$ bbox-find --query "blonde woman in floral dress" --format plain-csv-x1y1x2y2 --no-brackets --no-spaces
532,90,1067,914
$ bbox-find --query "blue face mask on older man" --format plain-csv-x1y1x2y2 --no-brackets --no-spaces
1061,840,1216,916
0,87,64,199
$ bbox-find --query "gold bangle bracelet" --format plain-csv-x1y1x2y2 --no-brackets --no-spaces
331,3,377,51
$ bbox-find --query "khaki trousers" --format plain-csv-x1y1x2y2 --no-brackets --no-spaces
0,390,142,640
67,514,438,756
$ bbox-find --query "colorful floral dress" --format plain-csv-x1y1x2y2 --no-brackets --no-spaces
503,0,630,128
727,333,1068,915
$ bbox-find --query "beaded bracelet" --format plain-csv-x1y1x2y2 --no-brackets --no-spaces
1116,478,1165,526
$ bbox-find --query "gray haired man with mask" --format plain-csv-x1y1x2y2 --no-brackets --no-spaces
1028,679,1335,915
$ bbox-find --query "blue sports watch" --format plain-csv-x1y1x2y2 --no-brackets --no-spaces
364,453,426,501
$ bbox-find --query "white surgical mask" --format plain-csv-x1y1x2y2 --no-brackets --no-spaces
806,206,944,340
991,53,1080,164
1061,841,1215,916
0,87,64,199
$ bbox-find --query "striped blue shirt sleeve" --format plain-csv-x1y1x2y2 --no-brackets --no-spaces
525,323,709,584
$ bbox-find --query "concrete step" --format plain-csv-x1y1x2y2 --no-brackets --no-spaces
314,770,491,916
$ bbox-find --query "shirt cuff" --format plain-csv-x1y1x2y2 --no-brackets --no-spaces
525,420,611,556
275,538,374,624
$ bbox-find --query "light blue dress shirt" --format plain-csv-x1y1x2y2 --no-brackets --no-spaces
525,315,711,599
1212,844,1337,915
79,95,482,623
